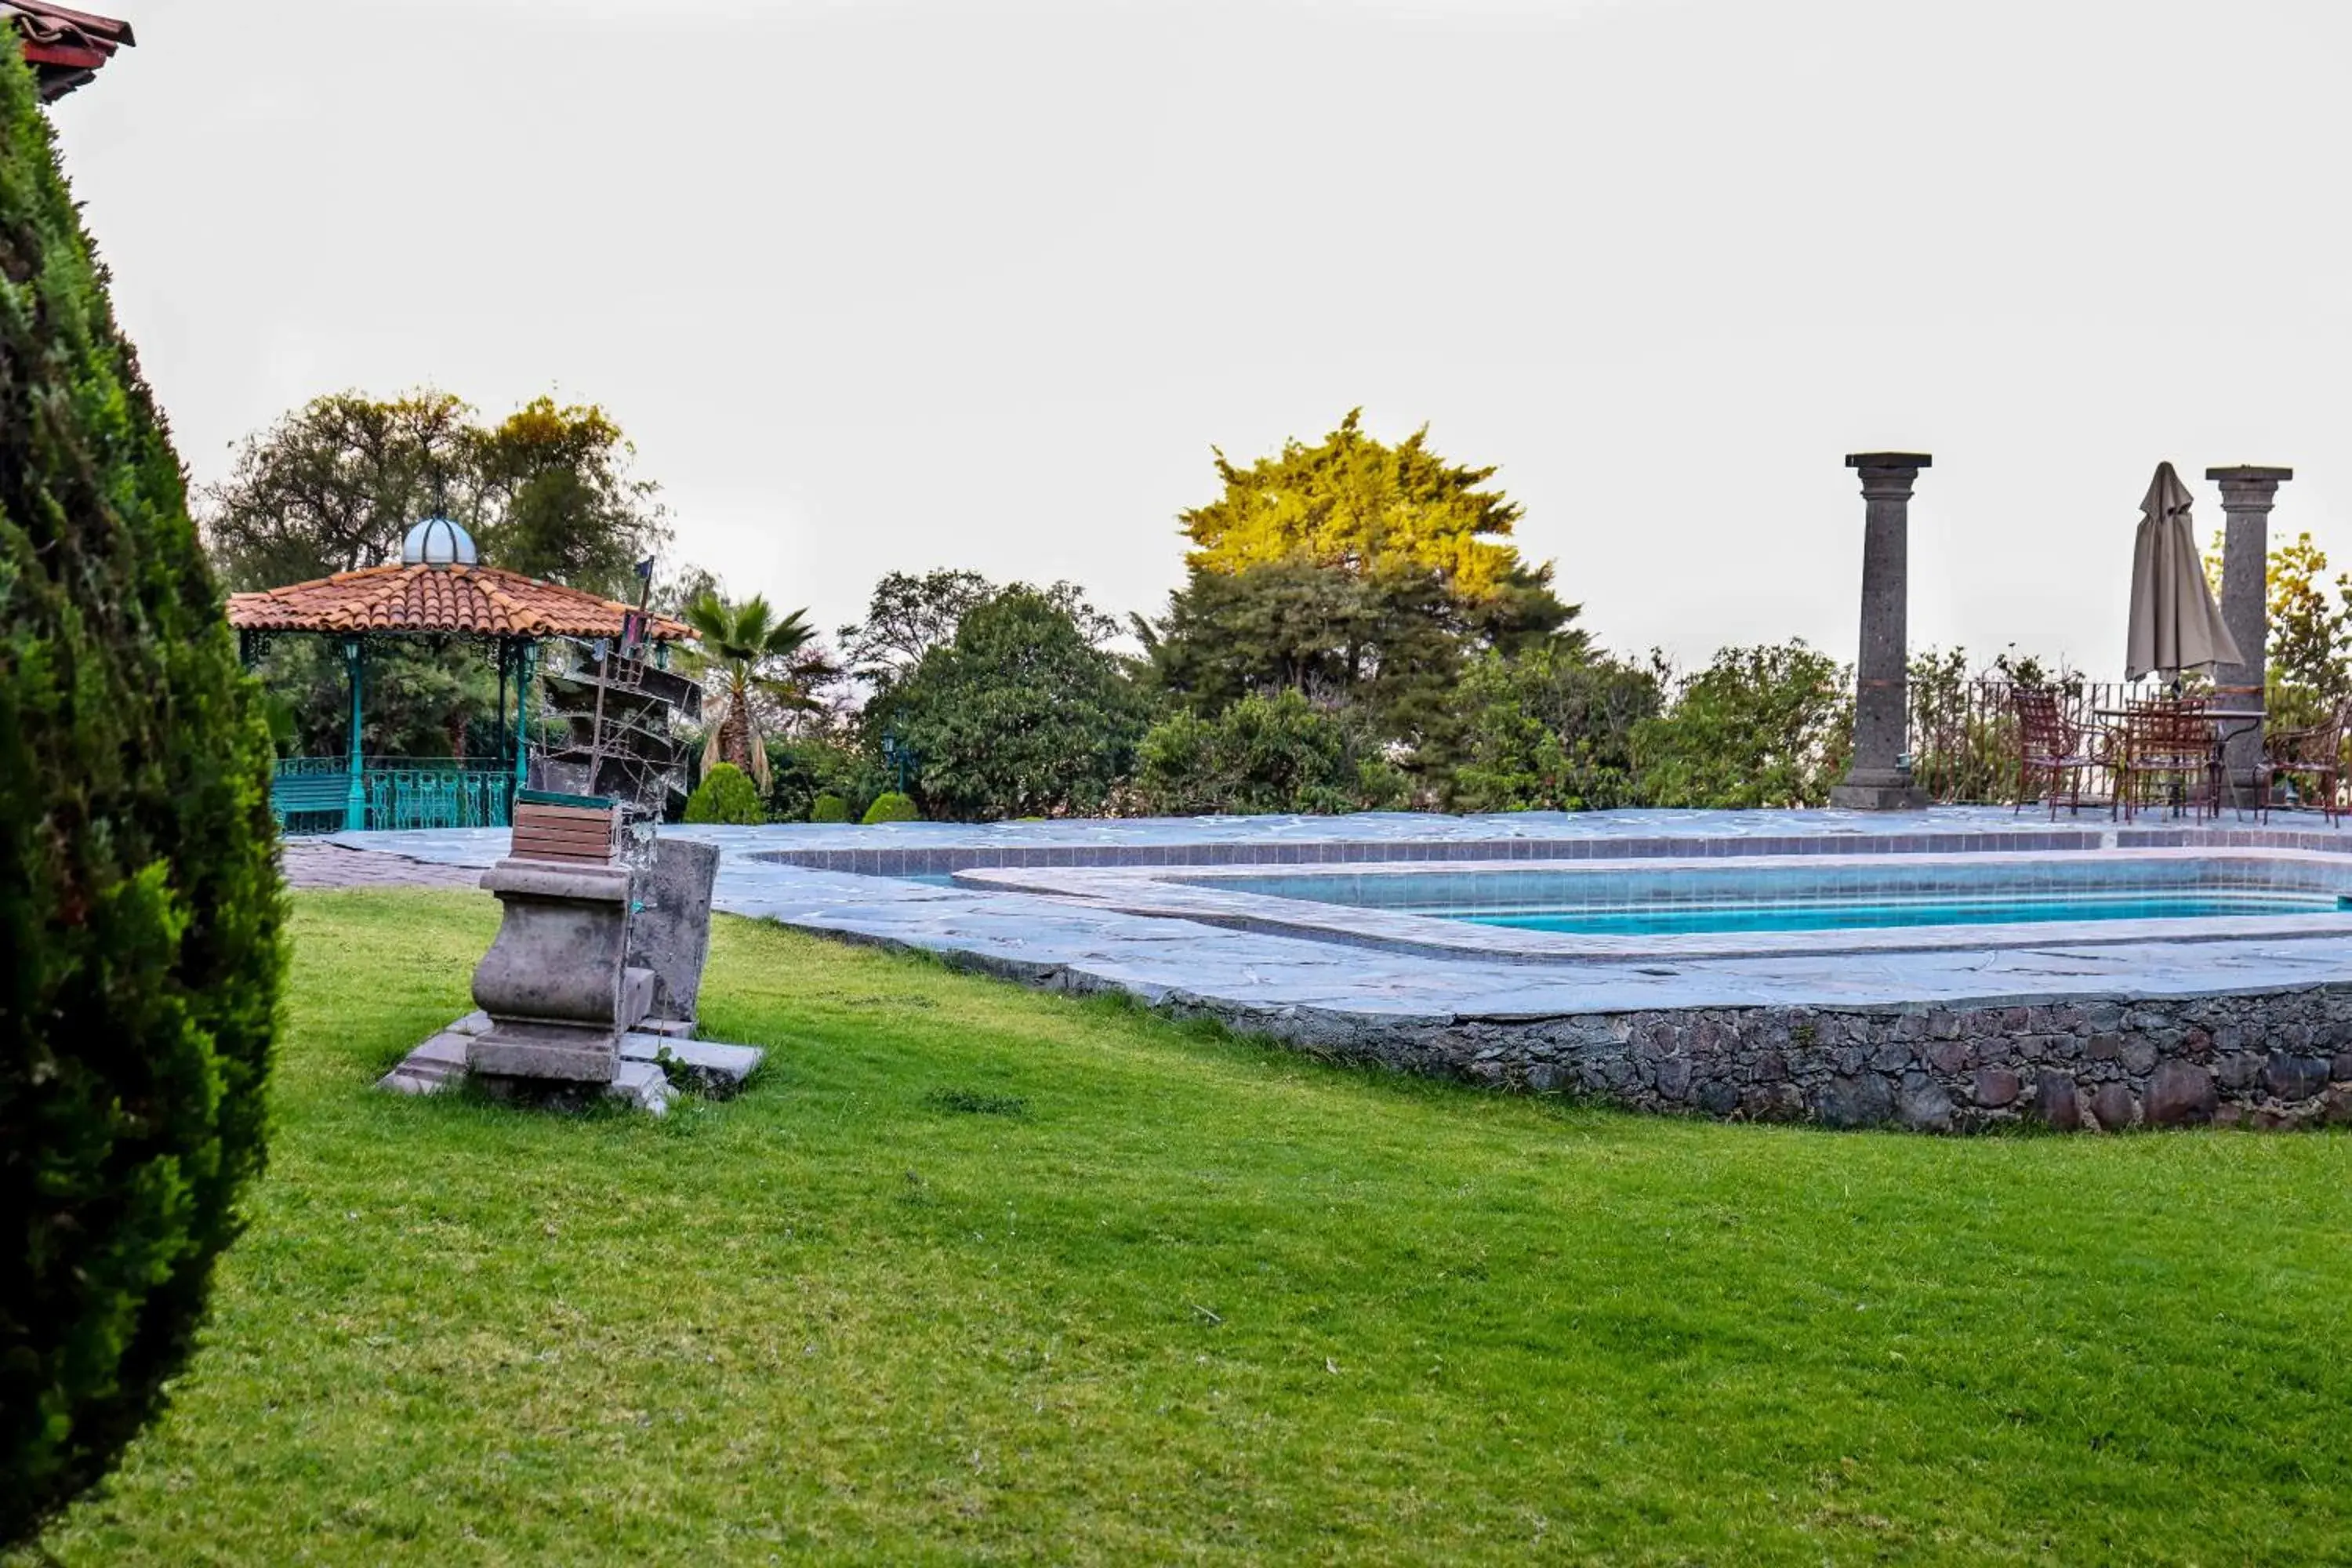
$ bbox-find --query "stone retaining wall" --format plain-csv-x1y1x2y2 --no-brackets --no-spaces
1158,986,2352,1133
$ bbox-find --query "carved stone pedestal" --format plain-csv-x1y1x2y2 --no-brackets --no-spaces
383,805,756,1115
467,858,655,1083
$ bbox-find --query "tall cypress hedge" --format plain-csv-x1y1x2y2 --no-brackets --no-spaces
0,43,285,1546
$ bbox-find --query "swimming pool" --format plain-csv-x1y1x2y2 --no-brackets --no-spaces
953,847,2352,964
1196,856,2352,938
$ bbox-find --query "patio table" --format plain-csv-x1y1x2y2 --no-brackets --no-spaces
2094,706,2267,815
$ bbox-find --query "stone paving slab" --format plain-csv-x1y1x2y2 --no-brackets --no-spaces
285,839,488,891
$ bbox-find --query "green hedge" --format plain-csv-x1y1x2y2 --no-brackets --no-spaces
860,791,920,824
1,45,285,1547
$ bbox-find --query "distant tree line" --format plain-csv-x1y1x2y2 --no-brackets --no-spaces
208,400,1878,822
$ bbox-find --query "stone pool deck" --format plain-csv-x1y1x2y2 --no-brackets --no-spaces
325,808,2352,1133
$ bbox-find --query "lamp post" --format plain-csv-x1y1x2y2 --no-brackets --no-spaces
341,636,367,832
881,728,917,796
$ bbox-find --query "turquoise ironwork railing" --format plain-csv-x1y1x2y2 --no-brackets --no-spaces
270,759,355,836
272,757,514,833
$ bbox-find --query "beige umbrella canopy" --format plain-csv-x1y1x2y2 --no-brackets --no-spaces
2125,461,2242,681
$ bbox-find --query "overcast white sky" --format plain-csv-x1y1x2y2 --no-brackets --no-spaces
48,0,2352,670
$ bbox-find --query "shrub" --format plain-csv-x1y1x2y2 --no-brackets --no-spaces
681,763,763,824
2,47,286,1548
1136,690,1403,815
760,733,884,825
862,791,920,824
809,793,852,823
1449,645,1662,811
1632,641,1852,808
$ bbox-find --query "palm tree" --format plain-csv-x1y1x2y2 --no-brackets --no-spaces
681,593,833,793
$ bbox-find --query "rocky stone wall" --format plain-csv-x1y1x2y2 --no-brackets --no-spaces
1167,988,2352,1133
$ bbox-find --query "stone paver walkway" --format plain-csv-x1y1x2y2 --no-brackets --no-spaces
283,839,486,891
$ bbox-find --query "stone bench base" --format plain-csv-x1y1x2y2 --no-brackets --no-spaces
379,1011,763,1117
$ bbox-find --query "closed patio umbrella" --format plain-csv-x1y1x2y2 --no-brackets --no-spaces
2125,461,2241,680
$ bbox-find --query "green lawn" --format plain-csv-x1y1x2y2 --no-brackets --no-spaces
26,891,2352,1565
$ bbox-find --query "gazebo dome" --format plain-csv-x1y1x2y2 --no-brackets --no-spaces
401,517,478,568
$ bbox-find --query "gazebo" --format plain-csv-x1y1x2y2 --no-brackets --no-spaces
227,519,694,833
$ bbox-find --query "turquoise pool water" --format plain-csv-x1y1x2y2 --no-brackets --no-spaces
1462,892,2337,938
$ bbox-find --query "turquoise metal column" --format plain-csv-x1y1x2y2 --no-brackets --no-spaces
342,637,367,832
495,637,510,777
511,639,538,802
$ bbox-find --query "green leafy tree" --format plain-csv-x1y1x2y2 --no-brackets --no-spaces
473,397,670,598
2203,529,2352,728
1147,559,1460,708
840,568,1118,695
198,390,479,589
1136,690,1404,816
2257,534,2350,729
1632,642,1853,808
1147,414,1573,777
681,762,764,824
681,593,833,794
837,568,996,691
1,47,285,1546
202,390,669,595
1180,408,1555,606
885,587,1148,821
1450,645,1663,811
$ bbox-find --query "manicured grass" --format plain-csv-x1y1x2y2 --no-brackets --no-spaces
26,891,2352,1564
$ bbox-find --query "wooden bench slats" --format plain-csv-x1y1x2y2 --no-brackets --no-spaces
511,798,618,866
514,823,613,843
521,804,618,827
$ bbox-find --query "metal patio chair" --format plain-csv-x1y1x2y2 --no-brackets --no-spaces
2252,702,2350,826
2112,697,2220,822
2011,687,2103,819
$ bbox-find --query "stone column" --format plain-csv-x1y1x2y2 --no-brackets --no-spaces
1830,452,1932,811
2207,465,2292,786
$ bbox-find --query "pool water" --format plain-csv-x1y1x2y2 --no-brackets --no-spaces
1460,892,2339,938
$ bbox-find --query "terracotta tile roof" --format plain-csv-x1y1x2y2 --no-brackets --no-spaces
227,564,696,643
5,2,133,100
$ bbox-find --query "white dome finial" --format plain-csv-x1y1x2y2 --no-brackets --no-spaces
401,517,478,568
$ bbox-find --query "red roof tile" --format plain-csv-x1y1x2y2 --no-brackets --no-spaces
5,3,133,100
227,564,696,643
